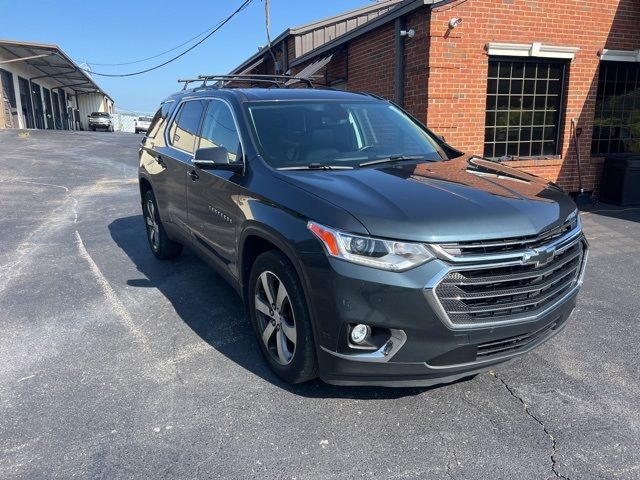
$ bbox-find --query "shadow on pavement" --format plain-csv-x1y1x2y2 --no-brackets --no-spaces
109,215,454,399
581,203,640,223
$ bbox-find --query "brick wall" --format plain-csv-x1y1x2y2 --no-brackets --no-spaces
283,0,639,193
427,0,640,192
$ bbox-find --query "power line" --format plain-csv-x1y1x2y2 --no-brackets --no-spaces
82,0,254,78
77,22,226,67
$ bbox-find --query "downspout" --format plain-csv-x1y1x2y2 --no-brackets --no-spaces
281,38,289,75
394,17,406,107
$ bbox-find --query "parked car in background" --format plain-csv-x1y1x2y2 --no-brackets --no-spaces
138,76,588,387
88,112,113,132
135,116,153,134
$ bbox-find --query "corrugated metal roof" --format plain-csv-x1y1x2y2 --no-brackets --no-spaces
0,39,112,101
230,0,446,75
291,0,404,57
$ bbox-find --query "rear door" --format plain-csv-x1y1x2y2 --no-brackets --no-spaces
186,98,245,277
141,98,206,232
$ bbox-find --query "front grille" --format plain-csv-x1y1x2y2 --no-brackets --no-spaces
476,321,558,358
434,239,585,326
437,217,577,258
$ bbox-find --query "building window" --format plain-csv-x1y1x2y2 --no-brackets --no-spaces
484,59,566,159
592,61,640,155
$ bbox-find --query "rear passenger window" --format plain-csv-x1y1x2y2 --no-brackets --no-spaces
199,101,242,163
168,100,207,153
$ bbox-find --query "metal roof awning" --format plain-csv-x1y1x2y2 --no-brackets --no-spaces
0,39,112,100
285,54,333,85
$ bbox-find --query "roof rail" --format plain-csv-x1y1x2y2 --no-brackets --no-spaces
197,74,317,89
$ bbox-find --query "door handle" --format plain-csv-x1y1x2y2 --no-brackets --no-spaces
155,155,166,167
187,170,199,181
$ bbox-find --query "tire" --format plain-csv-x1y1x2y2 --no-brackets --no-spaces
90,126,96,131
135,129,139,134
249,250,318,384
142,189,182,260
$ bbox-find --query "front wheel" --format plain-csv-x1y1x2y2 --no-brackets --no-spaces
142,189,182,260
249,251,318,384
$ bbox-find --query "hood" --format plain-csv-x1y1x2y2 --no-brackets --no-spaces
276,156,577,243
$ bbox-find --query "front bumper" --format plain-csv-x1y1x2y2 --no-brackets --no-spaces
301,236,586,387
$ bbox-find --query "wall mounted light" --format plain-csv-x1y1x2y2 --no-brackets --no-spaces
448,17,463,29
400,29,415,38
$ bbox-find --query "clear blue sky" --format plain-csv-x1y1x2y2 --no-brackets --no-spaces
0,0,370,113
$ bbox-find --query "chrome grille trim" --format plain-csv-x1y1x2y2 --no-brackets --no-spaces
425,222,588,330
431,216,581,264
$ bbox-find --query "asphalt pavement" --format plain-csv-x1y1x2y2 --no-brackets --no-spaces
0,129,638,479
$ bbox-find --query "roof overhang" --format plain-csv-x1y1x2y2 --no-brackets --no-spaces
0,39,113,101
290,0,445,68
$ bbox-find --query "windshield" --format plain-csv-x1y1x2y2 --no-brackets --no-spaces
139,116,153,122
246,101,446,168
91,112,110,117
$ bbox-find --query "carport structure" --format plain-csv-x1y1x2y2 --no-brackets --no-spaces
0,39,113,131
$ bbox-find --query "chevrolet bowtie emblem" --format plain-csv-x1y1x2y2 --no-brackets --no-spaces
522,246,556,267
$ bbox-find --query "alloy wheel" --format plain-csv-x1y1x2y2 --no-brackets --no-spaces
145,199,160,251
254,271,297,365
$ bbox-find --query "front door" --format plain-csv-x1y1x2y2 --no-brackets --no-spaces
187,99,245,278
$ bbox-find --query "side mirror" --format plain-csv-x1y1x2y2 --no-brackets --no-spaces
87,115,91,118
193,147,242,172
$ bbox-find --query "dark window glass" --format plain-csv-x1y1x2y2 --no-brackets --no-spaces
483,59,566,159
147,102,174,140
169,100,206,153
199,101,242,163
592,61,640,155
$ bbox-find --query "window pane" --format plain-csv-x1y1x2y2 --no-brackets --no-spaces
169,100,207,153
200,101,242,162
484,59,565,159
592,61,640,155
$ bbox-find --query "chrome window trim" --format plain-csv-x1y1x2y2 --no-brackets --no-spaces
424,227,588,330
164,96,247,175
193,97,247,175
165,97,205,156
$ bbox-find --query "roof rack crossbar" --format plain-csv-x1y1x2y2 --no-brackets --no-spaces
197,74,316,88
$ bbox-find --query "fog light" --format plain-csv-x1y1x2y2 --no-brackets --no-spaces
350,324,371,344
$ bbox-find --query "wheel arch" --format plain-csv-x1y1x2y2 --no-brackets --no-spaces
239,224,313,311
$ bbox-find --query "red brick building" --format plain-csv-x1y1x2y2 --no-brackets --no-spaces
231,0,640,194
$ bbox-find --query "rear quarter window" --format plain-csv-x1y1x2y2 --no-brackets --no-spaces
146,101,175,142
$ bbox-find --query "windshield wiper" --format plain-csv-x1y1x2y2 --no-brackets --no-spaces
278,163,354,171
358,155,428,167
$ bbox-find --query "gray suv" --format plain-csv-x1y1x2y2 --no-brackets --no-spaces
138,75,588,387
88,111,113,131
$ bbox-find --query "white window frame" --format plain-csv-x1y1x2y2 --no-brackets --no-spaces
487,42,579,60
600,49,640,63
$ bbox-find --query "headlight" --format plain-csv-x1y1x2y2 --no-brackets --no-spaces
307,221,434,271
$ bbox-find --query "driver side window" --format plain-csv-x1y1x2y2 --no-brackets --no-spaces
199,101,242,163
